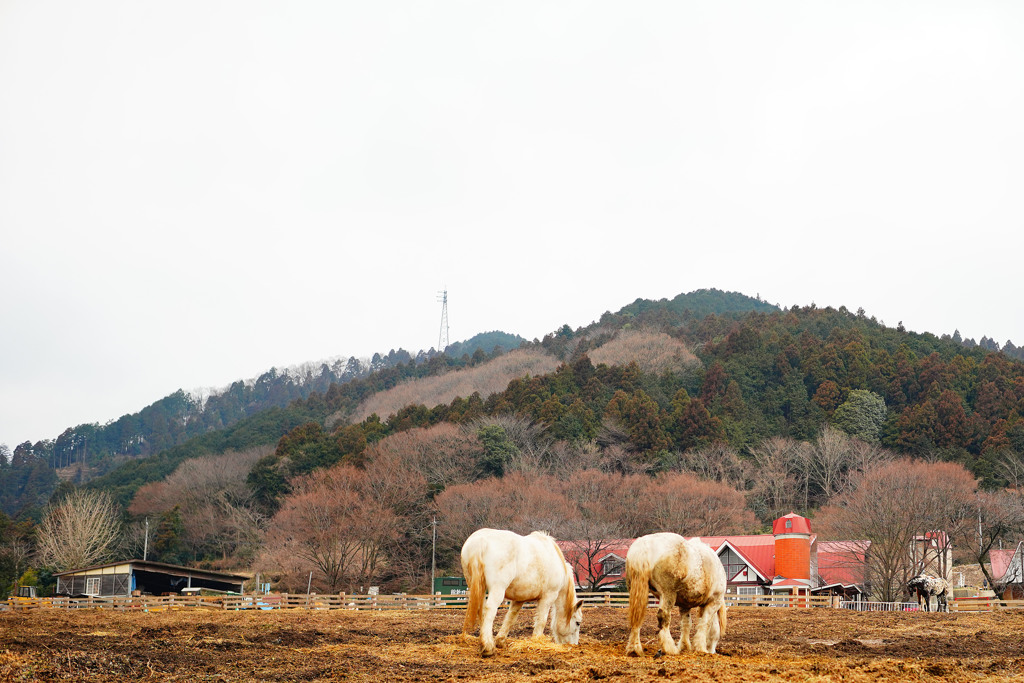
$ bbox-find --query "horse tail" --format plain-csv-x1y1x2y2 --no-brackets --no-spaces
717,601,728,639
626,548,652,632
462,556,485,635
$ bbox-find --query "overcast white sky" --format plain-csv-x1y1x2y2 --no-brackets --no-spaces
2,1,1022,450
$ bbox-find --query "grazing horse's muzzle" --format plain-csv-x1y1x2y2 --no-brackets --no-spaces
553,600,584,645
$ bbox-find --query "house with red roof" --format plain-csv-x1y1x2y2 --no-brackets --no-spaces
559,512,865,600
816,540,869,594
989,541,1024,599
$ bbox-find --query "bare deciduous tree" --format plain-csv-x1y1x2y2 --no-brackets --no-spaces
556,469,647,589
995,449,1024,490
800,425,857,503
951,488,1024,589
128,446,270,563
816,460,977,601
675,442,751,490
432,472,578,563
363,424,482,492
559,517,628,590
641,472,757,536
258,466,401,593
0,539,33,583
747,436,806,523
36,489,123,571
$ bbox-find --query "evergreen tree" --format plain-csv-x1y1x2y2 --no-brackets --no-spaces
832,390,888,443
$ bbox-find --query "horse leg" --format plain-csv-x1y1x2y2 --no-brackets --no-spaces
677,606,693,653
707,606,722,654
479,591,506,657
531,594,556,639
698,602,723,654
657,591,680,655
494,601,524,648
693,605,716,653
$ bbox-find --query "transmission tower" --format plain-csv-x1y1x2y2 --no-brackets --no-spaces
437,289,449,351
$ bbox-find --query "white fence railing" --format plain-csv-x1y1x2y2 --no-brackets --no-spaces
839,600,919,612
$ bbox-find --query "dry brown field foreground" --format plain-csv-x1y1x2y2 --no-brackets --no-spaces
2,606,1023,682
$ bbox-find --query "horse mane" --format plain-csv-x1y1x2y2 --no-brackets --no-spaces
537,533,577,625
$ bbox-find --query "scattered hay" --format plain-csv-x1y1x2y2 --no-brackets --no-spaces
4,606,1024,682
504,635,570,655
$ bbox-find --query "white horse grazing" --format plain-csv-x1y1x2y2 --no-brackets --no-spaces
625,533,727,657
461,528,584,657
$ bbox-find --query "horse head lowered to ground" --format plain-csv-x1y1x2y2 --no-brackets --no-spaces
907,574,949,612
460,528,584,657
625,532,727,657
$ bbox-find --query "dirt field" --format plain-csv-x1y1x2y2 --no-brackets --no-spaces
2,606,1023,682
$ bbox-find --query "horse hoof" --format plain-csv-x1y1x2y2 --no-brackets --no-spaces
480,647,496,658
494,637,506,649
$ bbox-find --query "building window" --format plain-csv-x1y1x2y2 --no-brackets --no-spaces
602,555,625,576
737,585,761,596
85,577,100,596
719,548,746,581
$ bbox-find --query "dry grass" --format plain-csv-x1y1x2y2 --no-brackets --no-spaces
345,349,558,424
588,329,699,376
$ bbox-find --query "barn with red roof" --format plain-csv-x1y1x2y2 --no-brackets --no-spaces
559,512,866,600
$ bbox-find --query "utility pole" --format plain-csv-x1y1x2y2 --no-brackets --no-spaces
431,516,438,593
977,492,983,555
143,518,149,561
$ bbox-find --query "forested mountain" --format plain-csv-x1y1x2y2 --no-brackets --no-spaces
4,288,1024,598
241,296,1024,513
0,332,526,517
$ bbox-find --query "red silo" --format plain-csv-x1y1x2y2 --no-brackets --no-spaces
772,512,811,581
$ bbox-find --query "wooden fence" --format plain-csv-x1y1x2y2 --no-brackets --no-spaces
2,595,222,612
952,597,1024,612
6,592,1023,613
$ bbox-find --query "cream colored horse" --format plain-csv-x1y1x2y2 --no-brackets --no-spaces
625,532,727,657
461,528,584,657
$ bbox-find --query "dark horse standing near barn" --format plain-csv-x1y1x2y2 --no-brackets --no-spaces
907,575,949,612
